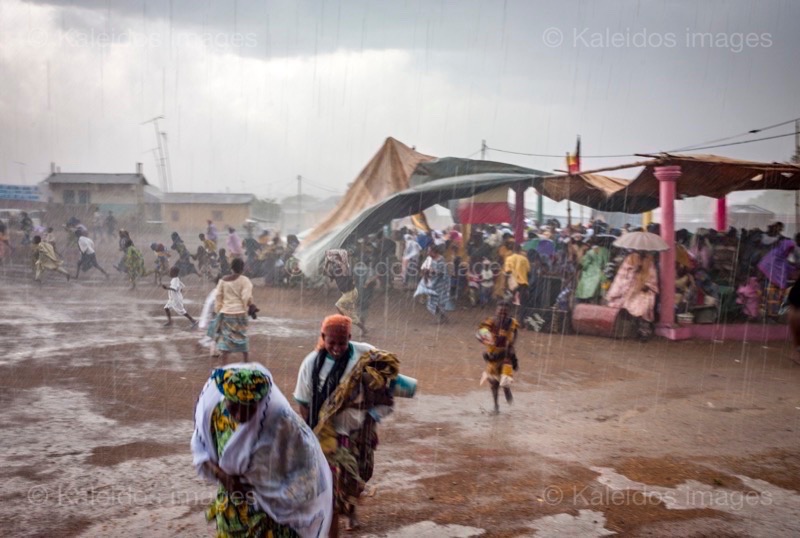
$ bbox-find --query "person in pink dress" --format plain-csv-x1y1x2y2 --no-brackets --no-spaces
606,251,659,340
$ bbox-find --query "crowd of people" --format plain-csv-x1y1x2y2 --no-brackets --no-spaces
9,209,800,339
184,217,800,536
1,213,303,288
316,219,800,342
3,213,409,537
9,207,800,536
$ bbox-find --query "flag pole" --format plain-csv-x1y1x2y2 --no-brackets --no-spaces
566,152,572,228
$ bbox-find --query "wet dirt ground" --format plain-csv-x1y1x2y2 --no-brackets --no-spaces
2,263,800,537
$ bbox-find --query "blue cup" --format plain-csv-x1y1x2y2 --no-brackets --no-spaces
391,374,417,398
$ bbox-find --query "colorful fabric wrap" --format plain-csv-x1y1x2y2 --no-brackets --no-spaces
212,313,250,353
191,363,333,538
334,289,360,325
212,367,270,403
312,349,399,514
314,349,399,454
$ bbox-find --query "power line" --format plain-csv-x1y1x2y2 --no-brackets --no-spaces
665,131,797,153
298,176,343,194
483,124,799,161
667,116,800,152
486,146,635,159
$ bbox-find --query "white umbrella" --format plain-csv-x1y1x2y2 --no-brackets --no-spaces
612,231,669,251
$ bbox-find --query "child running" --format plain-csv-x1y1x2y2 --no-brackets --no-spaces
477,300,519,414
162,266,197,327
150,242,170,286
33,235,71,282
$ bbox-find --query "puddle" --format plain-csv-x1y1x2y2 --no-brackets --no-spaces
369,458,447,492
3,387,205,536
248,316,316,339
592,466,800,536
363,521,485,538
526,510,614,537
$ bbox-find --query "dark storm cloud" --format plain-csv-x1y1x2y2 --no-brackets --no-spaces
24,0,799,106
25,0,483,58
5,0,800,201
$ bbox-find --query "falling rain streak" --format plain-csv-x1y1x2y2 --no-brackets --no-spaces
1,1,799,536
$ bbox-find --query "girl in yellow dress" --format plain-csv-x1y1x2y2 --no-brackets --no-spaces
478,301,519,414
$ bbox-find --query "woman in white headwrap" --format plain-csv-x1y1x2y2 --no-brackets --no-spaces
191,363,332,538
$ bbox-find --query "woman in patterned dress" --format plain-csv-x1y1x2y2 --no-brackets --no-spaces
192,364,333,538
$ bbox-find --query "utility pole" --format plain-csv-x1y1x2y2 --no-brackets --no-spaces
161,131,173,192
536,183,544,227
794,119,800,234
565,152,572,227
142,116,167,192
12,161,25,183
297,175,303,233
480,139,487,160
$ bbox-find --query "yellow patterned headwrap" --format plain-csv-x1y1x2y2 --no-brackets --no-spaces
212,367,270,404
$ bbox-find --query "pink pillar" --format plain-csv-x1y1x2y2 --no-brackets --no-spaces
654,165,681,328
514,186,526,244
716,197,727,232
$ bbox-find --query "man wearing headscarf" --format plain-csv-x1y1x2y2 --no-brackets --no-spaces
294,315,399,535
192,363,332,538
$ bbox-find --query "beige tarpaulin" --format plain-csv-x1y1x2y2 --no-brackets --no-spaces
303,137,435,244
527,172,633,220
534,173,631,204
535,154,800,213
603,153,800,212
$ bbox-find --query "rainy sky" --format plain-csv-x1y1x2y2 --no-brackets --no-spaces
1,0,799,201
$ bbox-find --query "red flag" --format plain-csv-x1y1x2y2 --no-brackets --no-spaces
567,135,581,174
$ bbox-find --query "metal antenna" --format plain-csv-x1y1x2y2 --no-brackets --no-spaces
161,131,173,192
142,116,168,192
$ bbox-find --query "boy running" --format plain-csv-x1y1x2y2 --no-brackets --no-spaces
162,266,197,327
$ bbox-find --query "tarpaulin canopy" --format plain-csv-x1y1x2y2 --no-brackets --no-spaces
532,173,631,207
303,137,435,245
537,153,800,214
608,153,800,212
297,172,539,275
412,157,549,225
297,147,800,275
409,157,543,186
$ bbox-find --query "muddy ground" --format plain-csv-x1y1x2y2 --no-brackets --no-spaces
2,261,800,537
